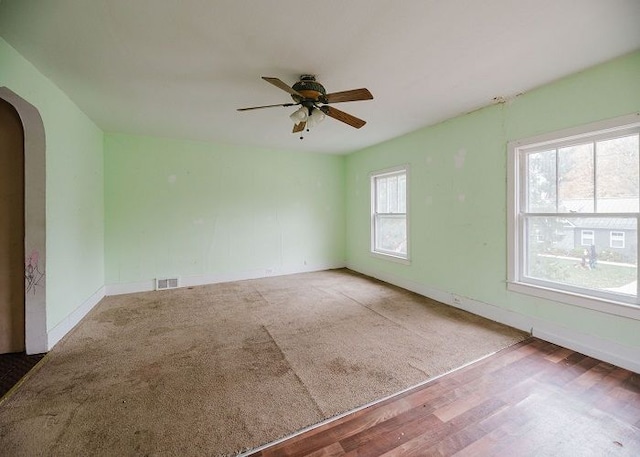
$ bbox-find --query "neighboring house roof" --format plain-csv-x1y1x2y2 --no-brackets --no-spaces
560,198,638,231
561,197,639,213
570,218,636,231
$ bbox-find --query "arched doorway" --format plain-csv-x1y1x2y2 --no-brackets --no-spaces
0,87,47,354
0,97,25,353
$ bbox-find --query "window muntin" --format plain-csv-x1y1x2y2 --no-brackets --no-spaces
525,134,639,214
371,167,408,260
510,117,640,309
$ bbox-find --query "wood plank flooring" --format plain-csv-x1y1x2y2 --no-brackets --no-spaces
247,338,640,456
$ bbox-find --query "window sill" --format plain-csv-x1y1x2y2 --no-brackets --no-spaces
370,251,411,265
507,281,640,321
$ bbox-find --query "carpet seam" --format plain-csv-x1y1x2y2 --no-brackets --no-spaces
253,282,326,418
261,325,326,419
336,289,438,339
237,339,529,456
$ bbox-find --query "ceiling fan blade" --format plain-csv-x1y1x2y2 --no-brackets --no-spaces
262,77,304,97
292,121,306,133
323,88,373,104
237,103,296,111
320,106,366,129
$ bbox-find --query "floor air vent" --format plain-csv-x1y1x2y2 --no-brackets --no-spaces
156,277,179,290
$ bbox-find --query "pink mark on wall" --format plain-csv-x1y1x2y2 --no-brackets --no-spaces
25,249,44,294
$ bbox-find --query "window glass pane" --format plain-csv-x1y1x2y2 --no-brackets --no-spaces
372,169,408,259
596,134,639,213
527,149,556,212
558,143,594,212
398,174,407,213
375,215,407,255
525,216,637,297
376,177,388,213
388,175,399,213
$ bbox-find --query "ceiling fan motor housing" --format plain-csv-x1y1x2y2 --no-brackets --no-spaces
292,75,326,102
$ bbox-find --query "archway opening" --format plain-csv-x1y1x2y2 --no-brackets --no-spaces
0,87,47,354
0,97,25,353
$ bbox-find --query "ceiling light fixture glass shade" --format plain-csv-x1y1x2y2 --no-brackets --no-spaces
289,106,308,123
306,108,326,128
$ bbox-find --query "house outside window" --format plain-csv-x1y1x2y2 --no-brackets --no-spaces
508,114,640,315
371,166,409,261
610,231,625,249
581,230,595,246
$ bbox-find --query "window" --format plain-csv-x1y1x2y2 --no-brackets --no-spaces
581,230,594,246
371,166,408,260
508,114,640,314
610,231,625,249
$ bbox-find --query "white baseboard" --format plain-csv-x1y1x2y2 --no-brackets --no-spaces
531,326,640,374
47,285,105,350
347,263,640,374
105,262,347,296
105,279,156,296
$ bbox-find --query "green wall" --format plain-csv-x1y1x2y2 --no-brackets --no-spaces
0,38,105,330
346,51,640,350
104,134,345,286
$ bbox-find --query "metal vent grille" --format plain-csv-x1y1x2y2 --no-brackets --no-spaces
156,277,179,290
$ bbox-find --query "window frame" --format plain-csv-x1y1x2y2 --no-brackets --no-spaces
580,230,595,246
370,165,410,263
610,231,625,249
507,113,640,320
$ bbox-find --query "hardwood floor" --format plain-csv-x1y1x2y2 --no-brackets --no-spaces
247,338,640,456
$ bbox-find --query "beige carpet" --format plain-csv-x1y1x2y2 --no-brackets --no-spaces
0,269,526,456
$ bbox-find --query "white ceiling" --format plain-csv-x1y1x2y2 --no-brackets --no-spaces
1,0,639,154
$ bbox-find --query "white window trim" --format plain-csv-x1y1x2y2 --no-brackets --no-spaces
580,230,595,246
610,231,625,249
507,112,640,320
370,165,410,263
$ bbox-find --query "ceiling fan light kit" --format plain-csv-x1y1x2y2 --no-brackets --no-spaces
289,106,308,123
308,108,326,127
238,75,373,139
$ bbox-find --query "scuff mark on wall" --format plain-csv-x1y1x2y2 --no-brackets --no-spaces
25,249,44,294
454,148,466,169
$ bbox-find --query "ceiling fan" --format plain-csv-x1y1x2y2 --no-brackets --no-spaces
237,75,373,136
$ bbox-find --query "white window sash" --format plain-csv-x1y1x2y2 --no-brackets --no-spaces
370,166,409,261
507,113,640,316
